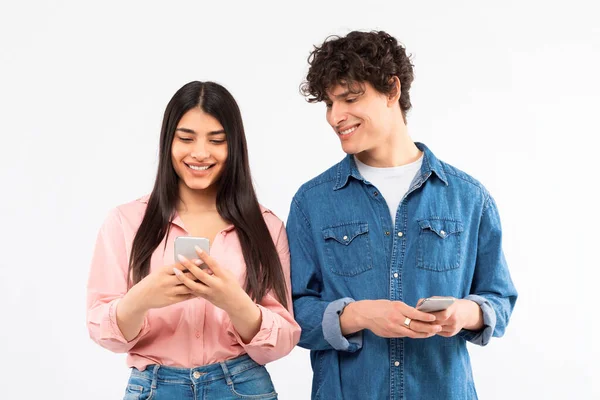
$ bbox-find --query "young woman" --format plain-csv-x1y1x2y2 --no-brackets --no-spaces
87,81,300,400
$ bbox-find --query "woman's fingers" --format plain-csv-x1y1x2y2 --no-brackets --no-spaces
173,267,209,296
178,255,215,285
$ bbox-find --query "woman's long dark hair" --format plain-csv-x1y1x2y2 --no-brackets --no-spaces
128,81,288,308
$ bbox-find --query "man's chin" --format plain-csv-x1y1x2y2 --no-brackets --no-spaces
340,144,360,155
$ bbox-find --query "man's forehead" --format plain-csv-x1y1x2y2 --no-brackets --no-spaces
326,81,365,99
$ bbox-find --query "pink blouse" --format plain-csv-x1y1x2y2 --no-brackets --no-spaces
86,195,301,370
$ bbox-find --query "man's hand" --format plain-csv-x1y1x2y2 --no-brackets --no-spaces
341,300,442,339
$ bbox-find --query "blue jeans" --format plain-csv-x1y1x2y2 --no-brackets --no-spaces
123,354,278,400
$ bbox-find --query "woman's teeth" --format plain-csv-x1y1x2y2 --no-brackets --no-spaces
189,165,210,171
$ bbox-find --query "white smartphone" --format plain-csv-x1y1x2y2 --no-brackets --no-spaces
174,236,210,268
416,297,455,313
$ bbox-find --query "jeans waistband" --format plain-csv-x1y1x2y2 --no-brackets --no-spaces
130,354,261,387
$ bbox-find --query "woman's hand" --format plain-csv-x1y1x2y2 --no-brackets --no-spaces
174,247,253,316
126,264,197,312
116,264,196,341
174,247,262,343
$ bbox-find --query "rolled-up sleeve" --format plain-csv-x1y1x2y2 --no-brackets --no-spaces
226,220,301,365
86,208,150,353
458,195,517,346
288,197,363,353
322,298,363,352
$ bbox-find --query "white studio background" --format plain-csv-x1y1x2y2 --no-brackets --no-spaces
1,1,598,399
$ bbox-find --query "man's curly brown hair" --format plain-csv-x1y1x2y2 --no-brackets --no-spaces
300,30,415,121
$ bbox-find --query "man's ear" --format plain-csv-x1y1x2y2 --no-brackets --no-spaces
387,76,401,106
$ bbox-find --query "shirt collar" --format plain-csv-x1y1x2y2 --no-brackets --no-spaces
333,142,448,190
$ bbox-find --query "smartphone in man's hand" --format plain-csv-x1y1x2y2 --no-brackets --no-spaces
416,297,455,313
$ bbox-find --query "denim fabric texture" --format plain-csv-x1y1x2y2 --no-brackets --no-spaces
123,354,277,400
288,143,517,400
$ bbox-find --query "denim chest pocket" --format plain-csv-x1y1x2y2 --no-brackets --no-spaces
417,218,463,271
322,222,373,277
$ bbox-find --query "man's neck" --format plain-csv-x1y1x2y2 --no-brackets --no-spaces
355,122,421,168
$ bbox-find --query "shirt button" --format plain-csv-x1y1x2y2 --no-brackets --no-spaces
374,191,379,196
343,235,348,241
385,231,390,236
394,361,400,367
440,230,446,237
393,273,399,278
193,371,201,379
397,232,403,237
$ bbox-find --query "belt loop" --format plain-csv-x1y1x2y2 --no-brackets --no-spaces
151,364,160,390
220,361,233,385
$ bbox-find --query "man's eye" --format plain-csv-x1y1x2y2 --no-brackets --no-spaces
325,103,332,109
346,98,357,103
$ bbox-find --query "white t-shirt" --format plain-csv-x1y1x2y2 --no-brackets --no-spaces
354,154,424,225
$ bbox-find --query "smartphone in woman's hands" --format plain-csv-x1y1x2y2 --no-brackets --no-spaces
174,236,210,269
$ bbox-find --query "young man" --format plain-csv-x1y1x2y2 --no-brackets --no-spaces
287,31,518,400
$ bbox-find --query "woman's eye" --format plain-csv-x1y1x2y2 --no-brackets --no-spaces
179,137,193,142
210,140,226,144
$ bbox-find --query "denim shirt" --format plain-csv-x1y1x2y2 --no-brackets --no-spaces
287,143,517,400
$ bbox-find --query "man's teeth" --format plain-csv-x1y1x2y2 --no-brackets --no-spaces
340,126,358,135
189,165,210,171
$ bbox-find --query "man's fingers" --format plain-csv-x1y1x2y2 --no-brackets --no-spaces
403,306,437,322
401,327,434,339
407,320,443,335
431,309,452,322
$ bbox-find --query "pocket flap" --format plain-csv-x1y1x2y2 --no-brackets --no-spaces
418,219,463,239
322,222,369,245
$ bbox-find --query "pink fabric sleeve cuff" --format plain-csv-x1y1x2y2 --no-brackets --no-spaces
227,305,278,348
104,298,150,344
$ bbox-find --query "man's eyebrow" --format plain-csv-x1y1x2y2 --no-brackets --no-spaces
333,91,351,99
325,91,350,102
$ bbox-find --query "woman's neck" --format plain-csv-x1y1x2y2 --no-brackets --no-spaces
176,182,218,214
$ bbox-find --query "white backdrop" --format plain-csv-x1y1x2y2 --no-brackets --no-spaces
1,1,598,399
